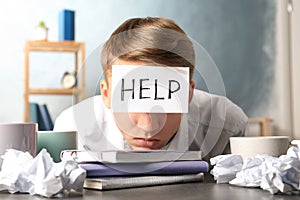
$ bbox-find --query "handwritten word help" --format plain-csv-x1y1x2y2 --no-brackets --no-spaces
121,78,180,101
112,65,189,113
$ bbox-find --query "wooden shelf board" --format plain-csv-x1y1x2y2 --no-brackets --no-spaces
27,88,80,95
26,40,84,52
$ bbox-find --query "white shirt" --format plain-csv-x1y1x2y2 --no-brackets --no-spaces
54,89,248,160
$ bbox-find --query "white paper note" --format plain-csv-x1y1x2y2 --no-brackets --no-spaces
112,65,190,113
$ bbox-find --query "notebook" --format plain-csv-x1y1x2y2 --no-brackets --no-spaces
60,150,202,163
84,173,204,190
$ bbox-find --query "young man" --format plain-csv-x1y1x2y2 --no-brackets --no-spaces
54,17,248,160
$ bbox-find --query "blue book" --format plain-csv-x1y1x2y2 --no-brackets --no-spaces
80,160,209,178
38,104,54,131
29,102,39,123
59,9,75,40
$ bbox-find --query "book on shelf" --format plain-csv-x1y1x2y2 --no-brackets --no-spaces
84,173,204,190
59,9,75,41
80,160,209,177
38,104,54,131
29,102,54,131
60,149,202,163
29,102,39,123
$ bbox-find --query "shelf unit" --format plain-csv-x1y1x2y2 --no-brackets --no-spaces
23,40,85,122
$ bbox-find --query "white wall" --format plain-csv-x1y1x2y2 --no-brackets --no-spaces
271,0,293,137
290,0,300,139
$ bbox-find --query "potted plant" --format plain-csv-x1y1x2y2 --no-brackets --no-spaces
34,21,48,41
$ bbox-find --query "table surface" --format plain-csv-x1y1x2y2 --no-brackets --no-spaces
0,175,299,200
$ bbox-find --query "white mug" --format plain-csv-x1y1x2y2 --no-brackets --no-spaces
0,123,37,169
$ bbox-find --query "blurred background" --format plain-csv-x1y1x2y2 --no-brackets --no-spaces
0,0,299,139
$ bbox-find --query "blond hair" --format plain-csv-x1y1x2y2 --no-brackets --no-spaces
101,17,195,79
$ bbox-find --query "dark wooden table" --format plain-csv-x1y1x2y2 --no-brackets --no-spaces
0,174,299,199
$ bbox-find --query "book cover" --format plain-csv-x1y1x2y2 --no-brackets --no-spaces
80,160,209,177
60,150,202,163
84,173,204,190
29,102,39,123
38,104,54,131
59,9,75,41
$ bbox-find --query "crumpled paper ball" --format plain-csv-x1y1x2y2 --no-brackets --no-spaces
210,154,243,183
210,140,300,195
0,148,86,198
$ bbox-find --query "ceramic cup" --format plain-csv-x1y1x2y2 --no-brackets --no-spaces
0,123,37,169
230,136,291,159
37,131,77,162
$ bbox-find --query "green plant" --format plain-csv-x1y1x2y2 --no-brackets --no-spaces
38,21,47,29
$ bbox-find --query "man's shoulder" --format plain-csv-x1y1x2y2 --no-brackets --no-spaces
190,89,248,131
191,89,232,109
193,89,229,102
53,95,106,131
192,89,244,110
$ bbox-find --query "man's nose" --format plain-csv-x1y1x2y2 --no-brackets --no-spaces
130,113,152,128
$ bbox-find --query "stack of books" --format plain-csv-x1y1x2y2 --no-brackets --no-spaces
61,150,209,190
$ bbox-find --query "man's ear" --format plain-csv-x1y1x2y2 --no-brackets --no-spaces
100,80,111,109
189,81,195,103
